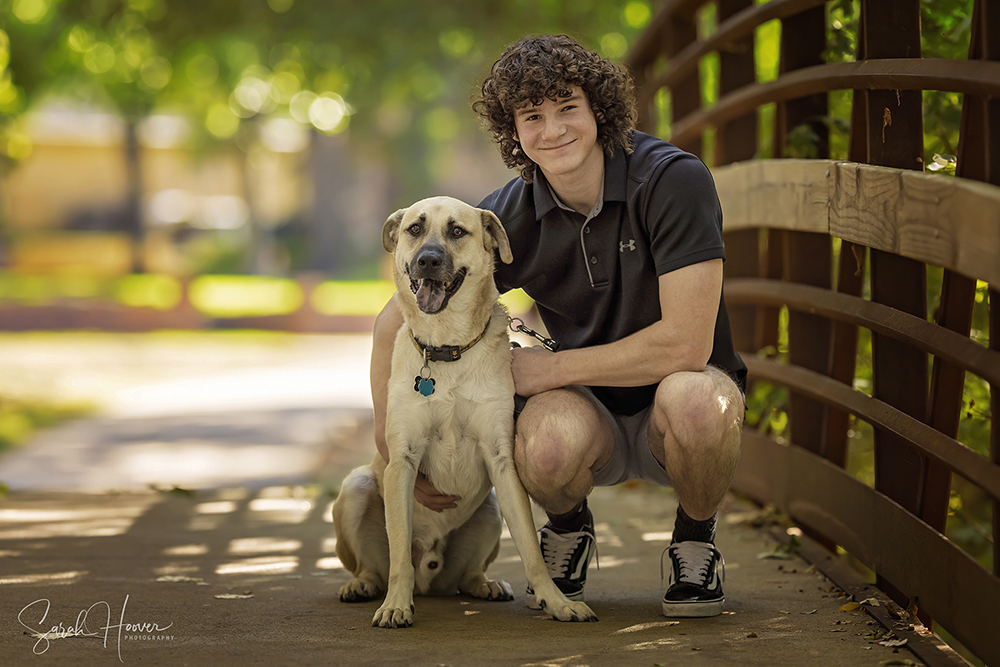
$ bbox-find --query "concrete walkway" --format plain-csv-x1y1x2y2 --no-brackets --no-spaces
0,333,925,666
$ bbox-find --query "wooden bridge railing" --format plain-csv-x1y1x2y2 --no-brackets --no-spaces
627,1,999,665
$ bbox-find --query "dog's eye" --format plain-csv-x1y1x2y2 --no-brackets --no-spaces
407,224,422,236
427,561,439,570
451,227,467,238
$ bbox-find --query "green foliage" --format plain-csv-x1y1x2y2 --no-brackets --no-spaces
1,0,656,203
0,395,93,454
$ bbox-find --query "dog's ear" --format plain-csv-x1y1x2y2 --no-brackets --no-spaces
480,209,513,264
382,208,407,253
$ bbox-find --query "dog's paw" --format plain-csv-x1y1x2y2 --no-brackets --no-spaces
541,598,598,623
338,580,382,603
468,579,514,601
371,603,414,629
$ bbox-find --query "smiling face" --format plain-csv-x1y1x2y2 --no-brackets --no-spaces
382,197,512,315
513,87,603,184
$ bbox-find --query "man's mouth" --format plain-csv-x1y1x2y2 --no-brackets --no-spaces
409,268,467,314
542,139,576,151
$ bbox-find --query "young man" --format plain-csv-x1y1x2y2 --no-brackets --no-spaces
371,34,746,618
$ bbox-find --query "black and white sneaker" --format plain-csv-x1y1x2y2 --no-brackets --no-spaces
661,540,725,617
525,513,596,609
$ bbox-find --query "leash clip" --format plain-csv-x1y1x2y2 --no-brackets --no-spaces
508,317,559,352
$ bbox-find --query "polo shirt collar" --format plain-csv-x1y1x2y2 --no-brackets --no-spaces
531,143,629,222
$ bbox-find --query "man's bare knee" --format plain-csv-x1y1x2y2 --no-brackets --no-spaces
651,369,743,450
516,392,594,486
513,389,613,510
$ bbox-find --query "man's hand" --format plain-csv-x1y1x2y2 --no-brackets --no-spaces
415,472,460,512
511,345,559,397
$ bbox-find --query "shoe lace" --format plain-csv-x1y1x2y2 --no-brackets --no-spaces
539,528,594,577
659,541,722,588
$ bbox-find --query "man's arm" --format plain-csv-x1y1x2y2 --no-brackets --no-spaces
371,297,460,511
510,259,722,396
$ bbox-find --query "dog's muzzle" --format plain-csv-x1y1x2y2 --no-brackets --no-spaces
407,243,466,314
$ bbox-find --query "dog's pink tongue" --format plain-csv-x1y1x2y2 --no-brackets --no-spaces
416,279,446,313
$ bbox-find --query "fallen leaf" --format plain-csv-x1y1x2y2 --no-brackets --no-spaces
905,598,920,622
885,602,904,620
860,597,881,607
802,609,818,615
746,632,758,638
156,575,205,583
214,594,254,599
880,638,908,648
839,602,861,612
149,484,196,499
757,548,793,560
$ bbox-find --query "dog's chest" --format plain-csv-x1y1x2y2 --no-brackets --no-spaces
419,415,490,497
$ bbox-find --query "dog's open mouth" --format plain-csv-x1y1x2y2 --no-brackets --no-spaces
409,268,467,314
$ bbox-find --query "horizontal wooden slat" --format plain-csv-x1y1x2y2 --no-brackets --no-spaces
651,0,829,94
671,58,1000,146
713,159,1000,285
830,163,1000,286
714,160,831,233
740,354,1000,501
734,429,1000,667
726,278,1000,387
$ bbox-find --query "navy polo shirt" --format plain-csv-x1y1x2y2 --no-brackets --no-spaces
478,130,747,416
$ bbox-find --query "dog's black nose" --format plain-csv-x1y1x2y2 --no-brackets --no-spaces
415,244,446,270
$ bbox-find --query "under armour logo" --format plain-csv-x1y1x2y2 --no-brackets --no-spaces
619,239,636,252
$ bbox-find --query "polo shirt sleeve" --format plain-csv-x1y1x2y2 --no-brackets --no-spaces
643,155,726,277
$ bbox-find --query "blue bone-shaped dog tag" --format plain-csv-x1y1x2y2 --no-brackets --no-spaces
414,376,435,396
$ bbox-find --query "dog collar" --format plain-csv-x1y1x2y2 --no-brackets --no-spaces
409,318,491,363
409,318,491,397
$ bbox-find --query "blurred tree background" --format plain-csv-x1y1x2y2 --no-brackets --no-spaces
0,0,655,278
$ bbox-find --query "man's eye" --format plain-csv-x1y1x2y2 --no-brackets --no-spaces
407,224,422,235
451,227,467,238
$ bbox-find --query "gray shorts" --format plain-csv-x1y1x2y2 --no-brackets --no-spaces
568,385,671,488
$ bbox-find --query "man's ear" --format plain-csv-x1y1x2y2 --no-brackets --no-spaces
480,209,513,264
382,208,406,253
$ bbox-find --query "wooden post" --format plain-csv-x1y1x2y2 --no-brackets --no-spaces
716,0,761,355
827,6,872,471
922,0,997,540
776,4,833,460
858,0,929,609
665,8,704,158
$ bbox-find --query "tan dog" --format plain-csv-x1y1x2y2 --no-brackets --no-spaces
331,196,597,627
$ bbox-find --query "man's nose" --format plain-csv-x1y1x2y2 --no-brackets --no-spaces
541,116,565,140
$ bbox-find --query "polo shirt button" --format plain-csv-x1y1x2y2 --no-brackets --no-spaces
590,256,598,264
584,227,591,234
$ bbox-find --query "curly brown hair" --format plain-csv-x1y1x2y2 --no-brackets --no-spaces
473,34,638,183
